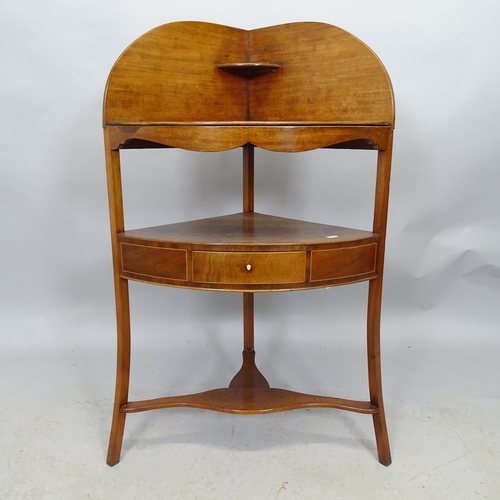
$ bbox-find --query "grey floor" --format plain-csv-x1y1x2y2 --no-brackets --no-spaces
2,321,499,499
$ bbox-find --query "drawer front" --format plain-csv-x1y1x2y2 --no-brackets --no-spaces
192,251,306,284
311,243,377,282
121,243,187,281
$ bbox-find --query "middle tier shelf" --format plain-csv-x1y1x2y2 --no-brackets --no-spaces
118,212,379,291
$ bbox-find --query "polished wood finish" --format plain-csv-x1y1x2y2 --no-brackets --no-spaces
103,21,394,466
192,250,306,285
117,213,379,291
311,244,377,282
117,212,380,292
121,244,187,281
104,135,131,467
106,124,391,152
104,22,394,126
247,23,394,124
117,212,377,248
242,145,254,213
242,145,255,359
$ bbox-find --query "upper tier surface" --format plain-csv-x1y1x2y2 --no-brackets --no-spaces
119,212,377,250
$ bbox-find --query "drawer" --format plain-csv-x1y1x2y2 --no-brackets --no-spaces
310,243,377,281
192,251,306,284
120,243,187,281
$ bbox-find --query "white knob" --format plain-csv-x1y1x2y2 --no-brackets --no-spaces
246,264,252,271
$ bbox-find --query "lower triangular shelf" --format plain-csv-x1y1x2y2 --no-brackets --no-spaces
120,350,377,415
121,387,377,415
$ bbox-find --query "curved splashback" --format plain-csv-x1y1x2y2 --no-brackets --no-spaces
103,21,394,127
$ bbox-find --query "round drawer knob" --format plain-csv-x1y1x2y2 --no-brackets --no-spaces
246,264,252,271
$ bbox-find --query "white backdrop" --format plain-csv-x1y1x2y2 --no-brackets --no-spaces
1,0,500,495
1,0,499,349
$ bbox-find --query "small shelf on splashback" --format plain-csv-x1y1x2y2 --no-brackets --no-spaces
217,62,280,78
